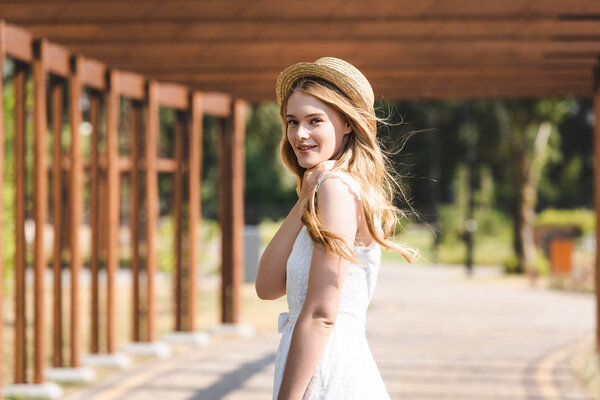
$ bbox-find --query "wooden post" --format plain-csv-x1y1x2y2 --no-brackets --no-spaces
219,99,246,324
130,102,141,342
106,69,120,353
145,81,159,341
51,78,65,368
594,62,600,354
89,92,100,354
69,56,83,367
14,60,27,384
33,38,49,384
188,93,203,331
174,111,184,331
0,21,5,398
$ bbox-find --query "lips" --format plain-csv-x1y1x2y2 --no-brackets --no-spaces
297,145,317,151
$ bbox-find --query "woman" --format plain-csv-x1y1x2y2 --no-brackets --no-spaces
255,57,420,400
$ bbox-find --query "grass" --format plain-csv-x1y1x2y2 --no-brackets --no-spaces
378,223,513,266
261,218,517,266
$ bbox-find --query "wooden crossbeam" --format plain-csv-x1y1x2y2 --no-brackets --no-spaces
229,84,592,102
62,40,600,61
19,19,600,43
150,67,595,83
1,0,599,22
4,23,32,62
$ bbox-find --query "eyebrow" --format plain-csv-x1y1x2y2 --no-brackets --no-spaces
285,112,326,119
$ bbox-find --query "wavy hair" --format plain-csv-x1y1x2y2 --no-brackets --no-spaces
279,77,421,265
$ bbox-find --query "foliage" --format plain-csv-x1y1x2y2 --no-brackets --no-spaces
157,216,175,272
0,52,594,279
538,99,594,209
156,217,221,273
245,103,298,223
535,208,594,234
503,248,549,275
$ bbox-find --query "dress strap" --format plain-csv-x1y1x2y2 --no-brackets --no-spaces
315,171,384,236
316,171,362,200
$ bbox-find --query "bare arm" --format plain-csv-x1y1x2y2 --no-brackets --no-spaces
255,199,304,300
255,161,336,301
276,177,359,400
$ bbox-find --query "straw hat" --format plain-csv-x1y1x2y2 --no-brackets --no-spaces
276,57,375,117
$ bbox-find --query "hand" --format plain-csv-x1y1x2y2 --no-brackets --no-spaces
299,160,337,200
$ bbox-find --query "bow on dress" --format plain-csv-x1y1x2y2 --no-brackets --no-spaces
278,312,298,333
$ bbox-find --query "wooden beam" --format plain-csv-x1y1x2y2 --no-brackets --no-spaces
145,80,159,341
202,92,231,117
50,77,65,368
81,57,106,90
117,157,178,173
157,82,189,110
32,38,49,384
2,0,600,22
93,55,600,71
99,58,600,74
47,41,70,77
174,110,184,331
594,62,600,354
151,68,593,86
154,75,593,98
119,70,145,100
217,83,593,103
130,101,141,342
187,92,203,331
89,91,100,354
105,69,120,353
4,23,32,62
21,19,600,43
13,61,27,384
63,40,600,63
156,68,595,82
0,20,4,399
69,55,84,367
219,99,246,324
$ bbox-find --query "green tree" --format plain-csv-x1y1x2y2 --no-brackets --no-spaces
494,99,574,274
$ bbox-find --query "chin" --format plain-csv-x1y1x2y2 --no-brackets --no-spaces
299,161,316,169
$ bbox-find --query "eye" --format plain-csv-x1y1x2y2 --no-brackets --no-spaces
310,118,322,124
287,119,298,126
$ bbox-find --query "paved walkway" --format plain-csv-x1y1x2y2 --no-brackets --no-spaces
67,263,595,400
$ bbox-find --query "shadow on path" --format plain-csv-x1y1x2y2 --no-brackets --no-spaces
184,352,275,400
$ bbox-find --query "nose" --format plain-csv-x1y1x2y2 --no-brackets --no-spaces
291,123,310,140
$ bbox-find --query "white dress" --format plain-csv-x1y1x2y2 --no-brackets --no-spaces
272,171,391,400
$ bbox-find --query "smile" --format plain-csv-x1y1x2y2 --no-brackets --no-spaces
297,145,317,153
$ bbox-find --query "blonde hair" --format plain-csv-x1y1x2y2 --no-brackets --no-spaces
279,77,421,265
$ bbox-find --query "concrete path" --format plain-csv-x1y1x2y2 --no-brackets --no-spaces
67,263,595,400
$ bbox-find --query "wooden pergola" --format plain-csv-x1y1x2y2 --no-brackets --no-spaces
3,0,600,101
0,0,599,395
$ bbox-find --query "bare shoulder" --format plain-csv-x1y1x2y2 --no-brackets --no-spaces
315,175,360,237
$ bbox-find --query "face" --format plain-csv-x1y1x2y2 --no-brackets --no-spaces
285,90,352,169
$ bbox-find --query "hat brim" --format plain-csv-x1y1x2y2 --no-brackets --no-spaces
275,59,375,116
